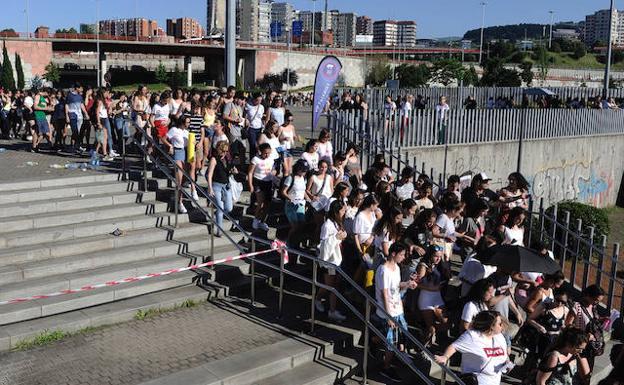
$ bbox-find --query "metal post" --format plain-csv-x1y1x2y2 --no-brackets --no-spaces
517,106,526,172
174,179,179,228
286,28,291,98
363,300,370,385
538,198,545,242
311,0,316,48
121,127,127,181
142,140,148,192
210,203,215,258
571,218,582,286
25,0,30,39
527,198,535,244
548,11,554,49
251,239,256,306
584,226,595,288
96,0,101,88
225,0,236,87
310,259,317,333
278,245,285,317
479,2,486,64
604,0,615,99
607,243,619,311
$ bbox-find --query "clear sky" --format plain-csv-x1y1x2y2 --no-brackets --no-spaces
0,0,615,38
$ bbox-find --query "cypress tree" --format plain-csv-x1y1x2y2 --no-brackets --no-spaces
15,53,24,90
1,44,16,90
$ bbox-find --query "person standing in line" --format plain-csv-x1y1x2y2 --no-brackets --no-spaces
269,96,285,126
162,115,190,214
435,96,450,145
206,140,237,236
278,110,297,176
245,93,265,161
94,90,111,161
247,142,275,232
150,91,172,145
65,82,90,153
32,88,54,152
112,93,130,155
223,92,248,167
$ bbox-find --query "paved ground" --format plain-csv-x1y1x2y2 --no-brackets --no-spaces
0,300,288,385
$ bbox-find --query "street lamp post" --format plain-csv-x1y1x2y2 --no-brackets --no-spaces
96,0,101,88
479,1,486,64
548,10,554,49
311,0,316,49
25,0,30,39
286,27,291,97
604,0,615,98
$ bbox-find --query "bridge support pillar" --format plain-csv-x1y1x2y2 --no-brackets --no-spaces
185,56,192,88
99,52,107,87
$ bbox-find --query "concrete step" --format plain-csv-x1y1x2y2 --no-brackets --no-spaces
0,234,235,298
0,283,220,352
0,190,155,218
260,353,357,385
0,222,208,269
0,269,201,326
0,201,168,233
138,334,347,385
0,173,120,192
0,211,187,249
0,179,137,205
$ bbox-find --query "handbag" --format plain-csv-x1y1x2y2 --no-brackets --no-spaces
580,304,605,356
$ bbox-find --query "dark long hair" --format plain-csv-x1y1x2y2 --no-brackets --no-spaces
326,200,345,231
373,206,403,242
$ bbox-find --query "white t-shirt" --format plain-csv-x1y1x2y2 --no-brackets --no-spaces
152,103,171,122
24,96,34,109
436,213,456,238
166,127,188,149
503,226,524,246
401,101,412,115
452,330,508,385
458,255,497,297
211,133,229,148
170,99,182,115
320,219,339,241
353,211,376,244
436,103,450,120
317,141,333,164
395,182,414,201
302,151,319,171
245,103,265,129
283,175,307,204
251,156,274,181
461,301,489,324
375,263,403,318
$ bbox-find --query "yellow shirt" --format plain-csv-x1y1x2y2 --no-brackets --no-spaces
203,110,216,127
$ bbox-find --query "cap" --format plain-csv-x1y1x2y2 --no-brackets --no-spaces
478,172,492,181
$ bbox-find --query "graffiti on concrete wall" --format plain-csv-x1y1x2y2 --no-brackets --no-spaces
531,160,613,206
453,152,513,189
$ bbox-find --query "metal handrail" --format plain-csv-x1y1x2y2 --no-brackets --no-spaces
128,122,465,384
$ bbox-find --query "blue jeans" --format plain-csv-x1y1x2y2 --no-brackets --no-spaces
213,182,233,233
69,113,83,144
101,118,113,152
247,127,262,161
114,117,129,153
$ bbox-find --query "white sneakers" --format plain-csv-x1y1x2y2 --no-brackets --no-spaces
252,218,269,231
191,190,200,201
110,150,120,158
315,299,326,313
178,202,187,214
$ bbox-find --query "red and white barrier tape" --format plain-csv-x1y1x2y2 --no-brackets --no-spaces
0,240,288,306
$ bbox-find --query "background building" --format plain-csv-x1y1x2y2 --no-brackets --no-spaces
271,2,295,42
373,20,398,46
240,0,259,41
332,12,357,47
356,16,373,35
207,0,226,34
584,9,624,46
397,21,416,47
258,0,272,43
166,18,204,39
99,18,158,38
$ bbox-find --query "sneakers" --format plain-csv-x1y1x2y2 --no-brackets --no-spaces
379,367,401,383
178,203,188,214
328,310,347,322
191,190,200,201
110,150,120,157
252,219,269,231
103,155,114,161
78,146,86,153
314,299,326,313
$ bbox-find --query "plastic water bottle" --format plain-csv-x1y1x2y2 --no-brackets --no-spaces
65,163,80,170
90,150,98,167
0,148,7,153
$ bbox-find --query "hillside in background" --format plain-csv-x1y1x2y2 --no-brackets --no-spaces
464,23,548,42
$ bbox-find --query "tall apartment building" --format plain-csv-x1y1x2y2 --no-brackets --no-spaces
299,11,331,34
166,17,204,39
332,12,357,47
207,0,226,34
584,9,624,46
99,18,158,37
373,20,398,46
258,0,272,42
356,16,373,35
271,2,295,41
397,21,416,47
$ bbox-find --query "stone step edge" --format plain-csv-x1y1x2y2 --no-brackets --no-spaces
0,284,221,352
260,353,358,385
0,179,137,204
138,330,339,385
0,172,120,192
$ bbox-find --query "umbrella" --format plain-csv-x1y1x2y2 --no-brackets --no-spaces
523,87,556,96
478,245,561,274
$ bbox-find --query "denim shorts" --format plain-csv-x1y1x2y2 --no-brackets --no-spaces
36,118,50,134
285,201,306,224
173,147,186,162
384,313,408,345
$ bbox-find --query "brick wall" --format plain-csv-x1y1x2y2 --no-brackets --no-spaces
1,39,53,87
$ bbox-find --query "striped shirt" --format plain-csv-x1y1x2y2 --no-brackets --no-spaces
186,113,204,137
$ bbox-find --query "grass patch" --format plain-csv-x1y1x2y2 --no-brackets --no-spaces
605,206,624,247
522,52,624,71
13,330,68,351
134,299,199,321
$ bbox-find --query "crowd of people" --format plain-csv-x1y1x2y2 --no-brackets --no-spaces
0,82,617,385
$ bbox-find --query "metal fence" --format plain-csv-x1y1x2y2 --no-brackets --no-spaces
338,87,624,111
330,110,623,315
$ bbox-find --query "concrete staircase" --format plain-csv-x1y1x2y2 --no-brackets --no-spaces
0,171,243,351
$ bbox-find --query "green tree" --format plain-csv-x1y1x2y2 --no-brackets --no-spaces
549,41,562,53
155,62,168,83
480,58,522,87
55,28,78,34
365,60,392,87
43,62,60,85
396,63,430,87
280,68,298,87
254,73,283,90
463,65,479,86
533,45,550,83
519,61,533,86
489,41,519,60
168,64,185,88
430,58,464,86
572,44,587,60
1,44,16,90
15,53,24,90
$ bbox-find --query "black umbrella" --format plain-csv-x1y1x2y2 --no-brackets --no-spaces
478,244,561,274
